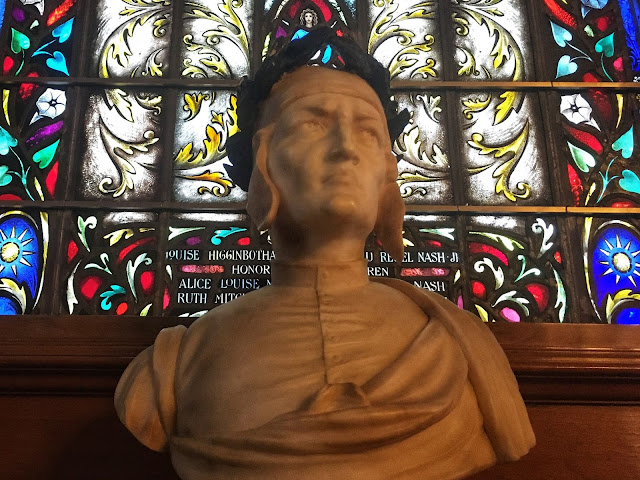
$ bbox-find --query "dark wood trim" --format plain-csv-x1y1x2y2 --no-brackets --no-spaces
1,317,639,403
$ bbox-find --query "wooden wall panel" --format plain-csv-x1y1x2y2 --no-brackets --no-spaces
2,399,639,480
1,317,640,479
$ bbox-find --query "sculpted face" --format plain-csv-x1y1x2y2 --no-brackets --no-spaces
260,67,395,235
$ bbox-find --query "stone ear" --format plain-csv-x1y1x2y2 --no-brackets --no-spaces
246,128,279,231
374,171,405,264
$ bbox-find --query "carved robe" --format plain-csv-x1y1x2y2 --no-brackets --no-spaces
115,260,535,479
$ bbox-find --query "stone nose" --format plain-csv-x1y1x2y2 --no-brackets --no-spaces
329,120,359,164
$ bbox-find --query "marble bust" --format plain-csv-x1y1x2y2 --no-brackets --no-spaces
115,30,534,480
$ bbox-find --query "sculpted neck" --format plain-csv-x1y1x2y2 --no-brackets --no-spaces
270,221,369,265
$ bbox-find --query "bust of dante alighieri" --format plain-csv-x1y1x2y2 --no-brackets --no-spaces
115,28,535,480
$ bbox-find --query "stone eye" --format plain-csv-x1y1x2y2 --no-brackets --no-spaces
302,120,325,132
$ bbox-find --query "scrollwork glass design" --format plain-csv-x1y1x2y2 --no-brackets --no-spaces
458,92,552,205
466,216,568,323
90,0,172,79
392,93,452,204
79,90,164,200
181,0,253,79
83,1,171,200
367,0,440,81
63,211,159,315
173,90,242,202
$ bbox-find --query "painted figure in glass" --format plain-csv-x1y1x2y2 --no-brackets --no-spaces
115,29,535,480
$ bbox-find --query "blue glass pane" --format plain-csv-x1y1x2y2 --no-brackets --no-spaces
617,0,640,77
592,225,640,307
616,308,640,324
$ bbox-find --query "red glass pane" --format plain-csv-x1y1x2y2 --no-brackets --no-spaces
468,242,509,266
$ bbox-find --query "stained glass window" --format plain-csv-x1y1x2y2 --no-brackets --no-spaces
0,0,637,323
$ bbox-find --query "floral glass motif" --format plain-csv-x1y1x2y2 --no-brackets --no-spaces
367,0,441,81
0,209,48,314
543,1,639,322
392,93,452,204
585,218,640,325
181,0,253,79
560,91,638,207
64,212,159,315
173,90,241,203
2,0,76,78
0,1,76,201
466,216,568,323
546,0,628,82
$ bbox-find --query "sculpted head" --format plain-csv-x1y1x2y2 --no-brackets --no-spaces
227,28,408,261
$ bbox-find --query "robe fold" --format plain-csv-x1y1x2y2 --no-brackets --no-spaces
115,260,534,479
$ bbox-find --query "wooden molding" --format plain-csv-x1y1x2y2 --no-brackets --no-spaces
1,316,639,403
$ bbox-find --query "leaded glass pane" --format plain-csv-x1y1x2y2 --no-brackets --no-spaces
1,0,77,77
165,213,270,315
555,91,639,207
90,0,172,79
63,211,159,315
451,0,534,83
367,0,441,81
0,85,70,200
393,92,452,204
79,89,164,200
543,0,630,82
0,209,50,314
465,215,568,323
618,0,640,80
173,90,243,203
582,216,640,324
264,0,353,60
456,92,552,205
181,0,253,79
